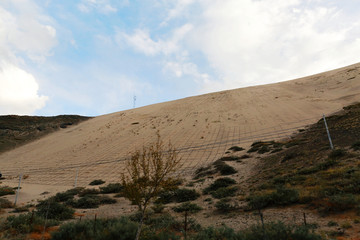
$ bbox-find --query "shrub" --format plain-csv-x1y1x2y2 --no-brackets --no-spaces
193,226,242,240
327,193,357,212
228,146,244,152
89,179,105,185
11,206,29,213
327,221,338,227
151,203,165,213
218,156,241,161
174,188,200,202
51,217,138,240
351,141,360,151
68,195,100,208
203,177,236,194
100,183,123,194
213,161,237,175
247,186,299,210
328,149,346,159
215,198,236,212
53,191,76,202
0,198,13,208
3,213,58,235
194,166,217,179
78,188,101,197
156,188,200,203
0,186,15,196
36,200,74,220
210,186,237,199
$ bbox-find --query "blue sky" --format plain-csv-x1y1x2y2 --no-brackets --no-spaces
1,0,360,116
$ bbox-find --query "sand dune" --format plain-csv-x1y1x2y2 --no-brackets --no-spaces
1,63,359,188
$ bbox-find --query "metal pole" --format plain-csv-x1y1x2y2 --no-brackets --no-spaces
74,168,79,188
323,114,334,150
14,174,22,206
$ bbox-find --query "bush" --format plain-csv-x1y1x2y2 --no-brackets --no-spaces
218,156,241,161
51,217,137,240
36,200,74,220
156,188,200,204
203,177,236,194
0,198,13,208
327,193,357,212
0,186,15,196
78,188,101,197
328,149,346,159
193,226,242,240
2,212,58,235
89,179,106,185
215,198,236,212
247,186,299,210
352,141,360,151
100,183,123,194
228,146,245,152
211,186,237,199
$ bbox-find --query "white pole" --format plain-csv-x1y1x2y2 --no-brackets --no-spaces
323,114,334,150
74,168,79,188
14,174,22,206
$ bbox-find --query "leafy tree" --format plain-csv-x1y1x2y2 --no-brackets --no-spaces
121,132,181,240
173,202,202,239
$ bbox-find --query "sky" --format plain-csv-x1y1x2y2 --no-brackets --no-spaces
0,0,360,116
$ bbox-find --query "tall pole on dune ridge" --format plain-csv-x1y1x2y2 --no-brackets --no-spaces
323,114,334,150
133,95,137,109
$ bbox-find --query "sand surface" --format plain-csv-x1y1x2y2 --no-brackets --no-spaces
0,63,359,202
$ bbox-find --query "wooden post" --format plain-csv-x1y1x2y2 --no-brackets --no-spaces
303,212,307,226
258,209,268,240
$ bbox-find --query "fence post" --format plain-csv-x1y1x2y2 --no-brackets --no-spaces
323,114,334,150
14,174,23,206
258,209,268,240
303,212,307,226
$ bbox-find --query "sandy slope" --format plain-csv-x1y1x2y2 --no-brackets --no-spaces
0,63,359,192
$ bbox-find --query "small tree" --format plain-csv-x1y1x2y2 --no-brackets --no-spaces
121,133,181,240
173,202,202,239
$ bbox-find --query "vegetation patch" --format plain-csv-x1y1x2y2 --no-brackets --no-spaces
99,183,123,194
227,146,244,152
89,179,105,186
0,186,15,196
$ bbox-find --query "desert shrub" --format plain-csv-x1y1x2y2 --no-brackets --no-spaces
281,152,298,162
219,156,241,162
257,145,270,154
36,200,74,220
100,183,123,194
11,206,29,213
328,148,346,159
0,186,15,196
78,188,101,197
2,212,58,235
156,188,200,203
0,197,13,208
51,217,138,240
67,195,116,209
211,186,237,199
216,162,237,175
151,203,165,213
351,141,360,151
65,187,85,195
194,166,217,179
242,221,321,240
327,221,338,226
215,198,236,212
145,213,182,231
174,188,200,202
89,179,106,185
239,154,250,159
247,186,299,210
53,191,76,202
203,177,236,194
192,226,242,240
327,193,357,212
228,146,245,152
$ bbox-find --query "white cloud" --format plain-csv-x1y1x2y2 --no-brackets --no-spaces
0,1,55,114
0,61,48,115
187,0,360,91
78,0,120,14
116,24,193,56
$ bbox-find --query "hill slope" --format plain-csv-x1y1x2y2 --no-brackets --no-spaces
0,63,359,186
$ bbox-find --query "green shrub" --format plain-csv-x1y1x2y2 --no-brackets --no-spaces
327,194,357,212
351,141,360,151
203,177,236,194
51,217,138,240
247,186,299,210
78,188,101,197
228,146,245,152
213,160,237,175
174,188,200,202
89,179,106,185
151,203,165,213
218,156,241,161
0,186,15,196
328,149,346,159
215,198,236,212
36,200,74,220
2,212,58,235
68,195,100,208
100,183,123,194
192,226,242,240
0,197,13,208
11,206,29,213
211,186,237,199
